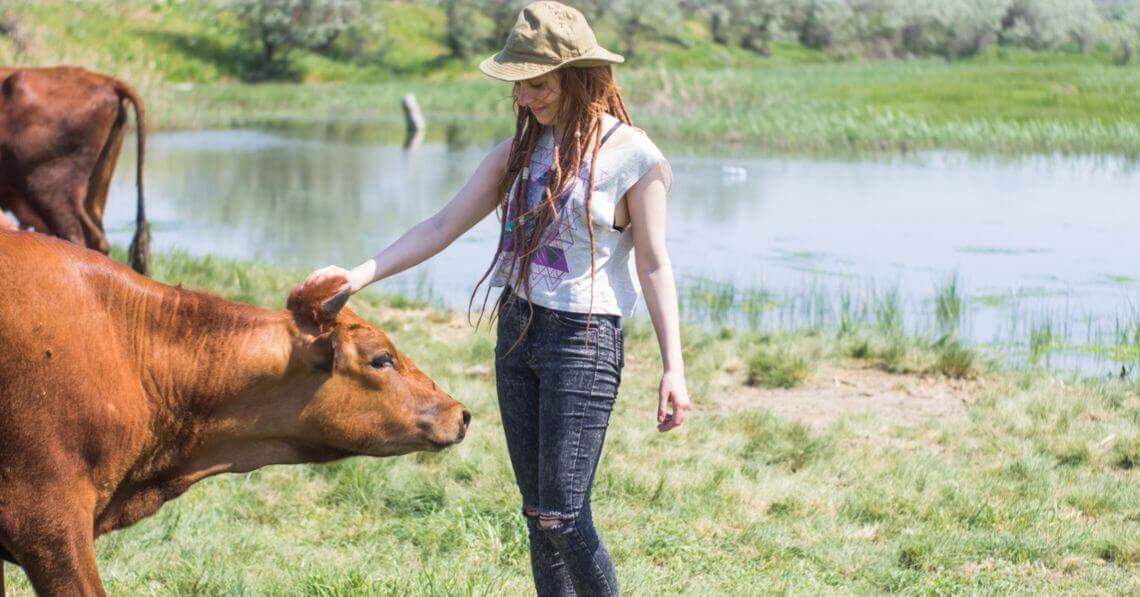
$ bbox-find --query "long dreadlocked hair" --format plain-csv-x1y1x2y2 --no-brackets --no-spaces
469,65,632,346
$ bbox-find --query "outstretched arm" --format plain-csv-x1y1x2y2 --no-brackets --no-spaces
303,138,512,294
628,163,691,432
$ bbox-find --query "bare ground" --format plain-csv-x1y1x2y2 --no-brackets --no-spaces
712,363,979,429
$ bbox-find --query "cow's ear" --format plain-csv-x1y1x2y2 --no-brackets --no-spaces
288,278,349,332
307,330,337,372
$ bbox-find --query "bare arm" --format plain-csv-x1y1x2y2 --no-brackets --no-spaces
628,163,691,432
303,138,511,294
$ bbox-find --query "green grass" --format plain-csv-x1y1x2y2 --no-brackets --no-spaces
746,346,815,389
9,249,1134,594
4,1,1140,154
136,61,1140,154
2,0,1135,586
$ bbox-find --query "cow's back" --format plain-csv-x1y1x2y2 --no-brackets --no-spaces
0,66,123,171
0,229,121,352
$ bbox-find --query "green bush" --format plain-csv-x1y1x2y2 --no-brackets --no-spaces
228,0,369,79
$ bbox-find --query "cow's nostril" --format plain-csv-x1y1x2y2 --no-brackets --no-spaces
462,409,471,427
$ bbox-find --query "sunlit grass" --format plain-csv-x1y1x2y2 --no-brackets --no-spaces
3,249,1135,594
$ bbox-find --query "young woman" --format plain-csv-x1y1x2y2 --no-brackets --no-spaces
300,2,690,594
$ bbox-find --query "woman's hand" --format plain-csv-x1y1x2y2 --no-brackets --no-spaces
301,263,372,296
657,370,691,432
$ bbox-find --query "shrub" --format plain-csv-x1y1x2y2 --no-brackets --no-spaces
229,0,367,79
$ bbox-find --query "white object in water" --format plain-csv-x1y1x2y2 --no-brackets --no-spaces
722,165,748,181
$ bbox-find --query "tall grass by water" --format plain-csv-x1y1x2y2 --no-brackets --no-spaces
677,272,1139,377
8,249,1133,594
115,60,1140,156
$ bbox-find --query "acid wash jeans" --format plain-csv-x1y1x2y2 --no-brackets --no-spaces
494,289,624,596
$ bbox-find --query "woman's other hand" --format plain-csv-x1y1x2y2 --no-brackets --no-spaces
657,370,691,432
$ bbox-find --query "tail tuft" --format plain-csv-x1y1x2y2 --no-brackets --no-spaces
128,221,150,275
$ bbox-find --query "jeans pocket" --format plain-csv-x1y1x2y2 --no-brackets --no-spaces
547,308,598,330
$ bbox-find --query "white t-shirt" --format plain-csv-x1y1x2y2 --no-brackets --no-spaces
490,113,671,317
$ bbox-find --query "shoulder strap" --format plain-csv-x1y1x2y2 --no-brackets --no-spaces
598,120,623,148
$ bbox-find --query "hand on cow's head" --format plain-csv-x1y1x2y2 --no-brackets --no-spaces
288,274,351,331
284,277,470,456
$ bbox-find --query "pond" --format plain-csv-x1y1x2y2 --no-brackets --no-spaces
101,125,1140,374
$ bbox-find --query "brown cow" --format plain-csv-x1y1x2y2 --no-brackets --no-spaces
0,230,469,596
0,66,149,274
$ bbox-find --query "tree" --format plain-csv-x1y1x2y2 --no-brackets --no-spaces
705,0,789,56
784,0,855,50
229,0,363,78
609,0,683,57
941,0,1011,57
443,0,477,58
1104,1,1140,64
1000,0,1103,51
485,0,528,48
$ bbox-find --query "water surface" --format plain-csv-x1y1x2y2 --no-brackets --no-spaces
100,127,1139,372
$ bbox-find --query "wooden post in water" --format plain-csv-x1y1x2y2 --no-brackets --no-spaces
402,92,425,151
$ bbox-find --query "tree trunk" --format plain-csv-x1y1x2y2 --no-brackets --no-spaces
624,22,639,57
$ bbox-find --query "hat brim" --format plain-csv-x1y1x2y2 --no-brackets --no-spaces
479,46,625,82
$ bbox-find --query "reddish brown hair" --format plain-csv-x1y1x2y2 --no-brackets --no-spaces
470,66,632,344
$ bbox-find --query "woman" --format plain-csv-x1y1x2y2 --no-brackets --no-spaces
301,2,690,594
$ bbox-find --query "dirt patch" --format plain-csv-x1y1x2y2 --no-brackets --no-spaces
714,364,977,429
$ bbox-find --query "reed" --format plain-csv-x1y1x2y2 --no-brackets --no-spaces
934,273,963,337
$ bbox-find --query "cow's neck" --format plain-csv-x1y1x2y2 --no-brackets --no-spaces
128,286,328,481
94,285,348,535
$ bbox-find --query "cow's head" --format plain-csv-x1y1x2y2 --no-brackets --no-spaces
285,277,469,457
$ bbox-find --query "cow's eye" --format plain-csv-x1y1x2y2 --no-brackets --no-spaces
369,354,393,369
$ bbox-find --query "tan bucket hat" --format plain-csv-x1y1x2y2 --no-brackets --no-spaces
479,1,624,82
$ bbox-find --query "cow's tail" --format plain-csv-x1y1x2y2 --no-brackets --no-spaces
114,79,149,275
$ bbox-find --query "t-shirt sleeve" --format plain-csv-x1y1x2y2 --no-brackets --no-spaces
617,132,672,203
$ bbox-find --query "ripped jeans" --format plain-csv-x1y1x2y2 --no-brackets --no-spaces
495,290,623,596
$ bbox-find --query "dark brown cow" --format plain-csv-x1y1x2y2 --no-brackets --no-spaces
0,66,149,274
0,230,469,596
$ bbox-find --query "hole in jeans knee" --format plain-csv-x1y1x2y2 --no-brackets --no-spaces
538,514,564,530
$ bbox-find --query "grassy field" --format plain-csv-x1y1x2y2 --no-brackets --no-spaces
3,1,1139,154
3,250,1136,594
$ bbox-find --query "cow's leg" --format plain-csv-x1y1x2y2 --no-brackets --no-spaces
16,524,103,597
0,489,104,597
9,199,49,232
85,103,127,228
23,162,108,252
0,211,15,231
0,186,47,232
